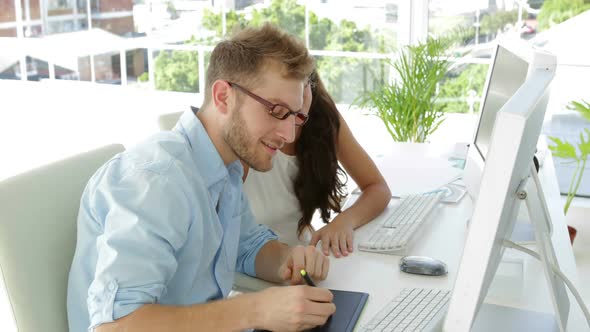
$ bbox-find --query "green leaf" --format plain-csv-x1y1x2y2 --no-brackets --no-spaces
567,100,590,122
549,126,590,214
579,128,590,157
548,136,578,159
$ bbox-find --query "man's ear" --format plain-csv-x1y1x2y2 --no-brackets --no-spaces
211,80,232,115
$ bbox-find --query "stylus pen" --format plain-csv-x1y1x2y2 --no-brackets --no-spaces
300,269,316,287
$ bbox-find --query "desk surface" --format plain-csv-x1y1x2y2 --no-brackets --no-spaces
236,143,584,331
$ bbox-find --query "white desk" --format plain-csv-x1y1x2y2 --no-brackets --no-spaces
236,143,584,331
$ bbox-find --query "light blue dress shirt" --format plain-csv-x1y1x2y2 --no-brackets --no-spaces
67,109,278,332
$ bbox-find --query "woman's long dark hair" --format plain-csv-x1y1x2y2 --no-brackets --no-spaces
294,72,348,236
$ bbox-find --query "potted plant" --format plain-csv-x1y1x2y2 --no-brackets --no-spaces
548,99,590,244
355,35,456,142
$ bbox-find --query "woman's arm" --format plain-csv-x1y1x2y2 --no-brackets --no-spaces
310,113,391,257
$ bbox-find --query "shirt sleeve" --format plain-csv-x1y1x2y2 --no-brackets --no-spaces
235,193,278,277
87,168,193,329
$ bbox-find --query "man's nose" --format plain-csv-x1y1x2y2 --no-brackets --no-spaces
276,115,296,144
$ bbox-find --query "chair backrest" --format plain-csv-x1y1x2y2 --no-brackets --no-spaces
0,144,125,332
157,111,183,131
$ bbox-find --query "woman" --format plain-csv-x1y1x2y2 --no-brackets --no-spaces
243,71,391,258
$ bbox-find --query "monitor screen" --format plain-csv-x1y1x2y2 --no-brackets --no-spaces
464,41,532,200
473,45,530,161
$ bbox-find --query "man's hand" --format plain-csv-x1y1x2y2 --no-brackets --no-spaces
252,286,335,332
278,245,329,285
310,216,355,258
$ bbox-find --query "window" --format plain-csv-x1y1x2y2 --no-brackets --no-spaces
48,0,71,10
430,0,536,114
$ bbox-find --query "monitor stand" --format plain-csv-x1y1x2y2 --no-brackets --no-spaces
509,155,546,244
472,166,570,332
517,164,570,331
473,164,570,332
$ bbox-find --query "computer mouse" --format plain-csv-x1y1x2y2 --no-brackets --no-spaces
399,256,448,276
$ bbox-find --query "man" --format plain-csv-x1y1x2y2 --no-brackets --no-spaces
67,23,335,332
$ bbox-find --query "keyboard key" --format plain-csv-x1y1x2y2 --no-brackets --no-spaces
358,191,444,255
359,288,450,332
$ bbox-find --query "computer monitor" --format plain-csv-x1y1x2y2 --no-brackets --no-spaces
443,50,568,331
463,40,531,200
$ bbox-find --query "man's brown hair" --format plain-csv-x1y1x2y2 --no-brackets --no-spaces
202,23,314,108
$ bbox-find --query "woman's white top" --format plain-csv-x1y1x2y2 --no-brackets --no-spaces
243,151,312,246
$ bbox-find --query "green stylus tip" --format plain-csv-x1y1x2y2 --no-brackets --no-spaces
300,269,307,276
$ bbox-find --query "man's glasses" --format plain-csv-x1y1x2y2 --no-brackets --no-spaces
227,82,309,126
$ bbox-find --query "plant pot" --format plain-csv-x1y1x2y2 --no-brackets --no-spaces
567,225,578,245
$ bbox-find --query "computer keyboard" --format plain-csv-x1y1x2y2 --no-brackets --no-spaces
358,288,450,332
358,191,444,255
382,192,444,228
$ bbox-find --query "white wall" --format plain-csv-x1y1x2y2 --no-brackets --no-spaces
0,79,201,181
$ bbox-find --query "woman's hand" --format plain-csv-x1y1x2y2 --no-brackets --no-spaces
309,216,355,258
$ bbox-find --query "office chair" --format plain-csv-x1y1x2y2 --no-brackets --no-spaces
157,111,183,131
0,144,125,332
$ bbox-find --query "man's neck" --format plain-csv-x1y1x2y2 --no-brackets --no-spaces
196,109,237,166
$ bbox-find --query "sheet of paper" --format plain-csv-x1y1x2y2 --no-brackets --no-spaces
367,155,464,197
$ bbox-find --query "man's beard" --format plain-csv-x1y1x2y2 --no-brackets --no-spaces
223,104,273,172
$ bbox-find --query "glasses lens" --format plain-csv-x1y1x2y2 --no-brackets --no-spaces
270,105,291,119
295,113,308,126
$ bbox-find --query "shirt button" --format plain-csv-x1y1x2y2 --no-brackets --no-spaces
108,281,116,292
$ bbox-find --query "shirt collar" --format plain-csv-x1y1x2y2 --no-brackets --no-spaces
174,108,244,189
